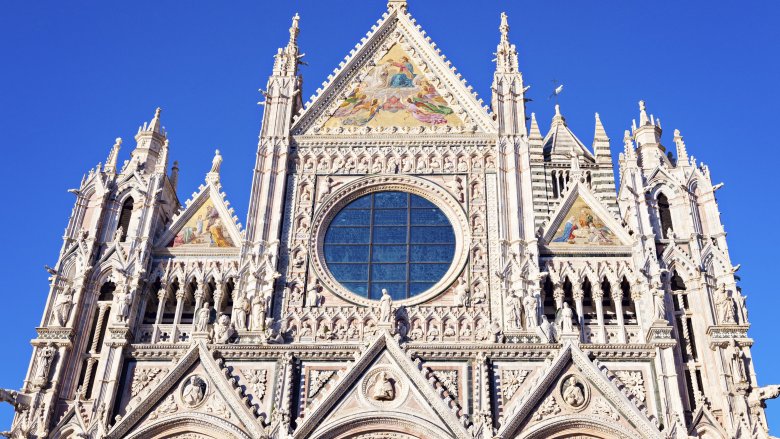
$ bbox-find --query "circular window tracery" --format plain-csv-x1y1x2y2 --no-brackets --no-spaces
323,191,455,301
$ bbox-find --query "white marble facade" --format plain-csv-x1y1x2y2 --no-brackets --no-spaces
3,1,777,438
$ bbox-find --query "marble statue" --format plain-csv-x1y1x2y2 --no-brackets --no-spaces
52,290,74,327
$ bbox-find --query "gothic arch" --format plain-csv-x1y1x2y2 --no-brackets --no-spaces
515,415,639,439
310,412,454,439
122,413,251,439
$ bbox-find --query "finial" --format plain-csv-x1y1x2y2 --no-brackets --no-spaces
147,107,163,134
387,0,407,13
500,12,510,43
638,100,650,126
673,128,688,164
288,13,300,47
210,149,223,174
555,104,561,116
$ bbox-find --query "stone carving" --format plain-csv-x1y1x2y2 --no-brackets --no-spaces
540,315,555,342
533,396,561,421
728,340,748,384
206,397,231,419
149,394,178,420
213,314,236,344
378,288,394,324
556,302,575,334
592,396,620,421
305,280,323,308
716,285,737,324
250,294,265,331
32,344,55,388
242,369,268,401
507,293,522,329
434,370,458,397
560,375,588,410
308,369,337,399
523,294,537,329
233,294,249,330
115,286,132,324
181,375,207,407
371,371,395,401
614,371,646,402
652,286,667,322
502,369,529,400
195,302,211,332
131,368,163,397
52,290,74,326
453,279,469,307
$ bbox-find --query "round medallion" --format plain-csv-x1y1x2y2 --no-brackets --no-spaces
558,374,589,411
179,374,208,408
360,366,407,409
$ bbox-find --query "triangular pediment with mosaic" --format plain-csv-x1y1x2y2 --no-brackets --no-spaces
542,182,633,250
155,179,243,253
291,8,495,136
106,341,264,439
497,342,662,439
293,331,471,439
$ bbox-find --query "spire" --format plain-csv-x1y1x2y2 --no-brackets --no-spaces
170,161,179,191
273,14,304,76
148,107,163,134
594,113,608,141
673,129,689,165
105,137,122,173
206,149,223,184
623,130,637,161
155,139,170,174
387,0,407,13
529,113,543,140
494,12,519,73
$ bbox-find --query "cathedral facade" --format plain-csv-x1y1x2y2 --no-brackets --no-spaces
3,1,776,438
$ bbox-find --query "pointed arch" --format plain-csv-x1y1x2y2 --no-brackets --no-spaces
117,196,134,242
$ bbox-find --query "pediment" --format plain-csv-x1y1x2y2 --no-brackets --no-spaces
291,8,495,136
107,341,264,439
155,180,242,253
293,332,470,439
542,182,633,251
498,342,661,439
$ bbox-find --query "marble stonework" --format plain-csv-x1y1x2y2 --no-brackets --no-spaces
4,1,775,439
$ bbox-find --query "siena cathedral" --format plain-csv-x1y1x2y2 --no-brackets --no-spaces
3,1,777,438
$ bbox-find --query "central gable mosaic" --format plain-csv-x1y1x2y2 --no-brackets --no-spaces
168,198,235,248
322,44,465,130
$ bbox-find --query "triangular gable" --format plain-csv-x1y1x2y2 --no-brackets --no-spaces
543,116,595,161
291,6,495,136
688,405,729,438
155,180,242,252
542,182,632,249
293,331,470,439
497,342,661,439
107,341,263,439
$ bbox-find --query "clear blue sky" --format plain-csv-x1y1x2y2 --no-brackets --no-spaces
1,0,778,432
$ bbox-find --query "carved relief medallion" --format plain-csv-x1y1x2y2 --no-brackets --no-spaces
559,374,589,411
360,366,407,408
179,375,208,408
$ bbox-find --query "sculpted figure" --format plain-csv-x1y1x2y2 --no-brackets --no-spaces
540,315,555,342
443,322,456,337
523,294,538,329
558,302,575,333
251,294,265,331
716,285,737,324
182,376,205,406
195,302,211,332
508,294,522,329
562,377,585,407
409,322,423,340
378,289,393,324
347,320,360,339
52,290,74,326
728,340,748,384
491,319,504,343
115,286,132,324
214,314,236,344
453,279,469,307
33,344,55,387
305,281,322,308
372,372,395,401
233,294,249,330
652,287,667,322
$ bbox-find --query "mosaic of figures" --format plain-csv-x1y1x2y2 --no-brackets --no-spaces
551,197,619,246
322,44,465,129
169,198,235,248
